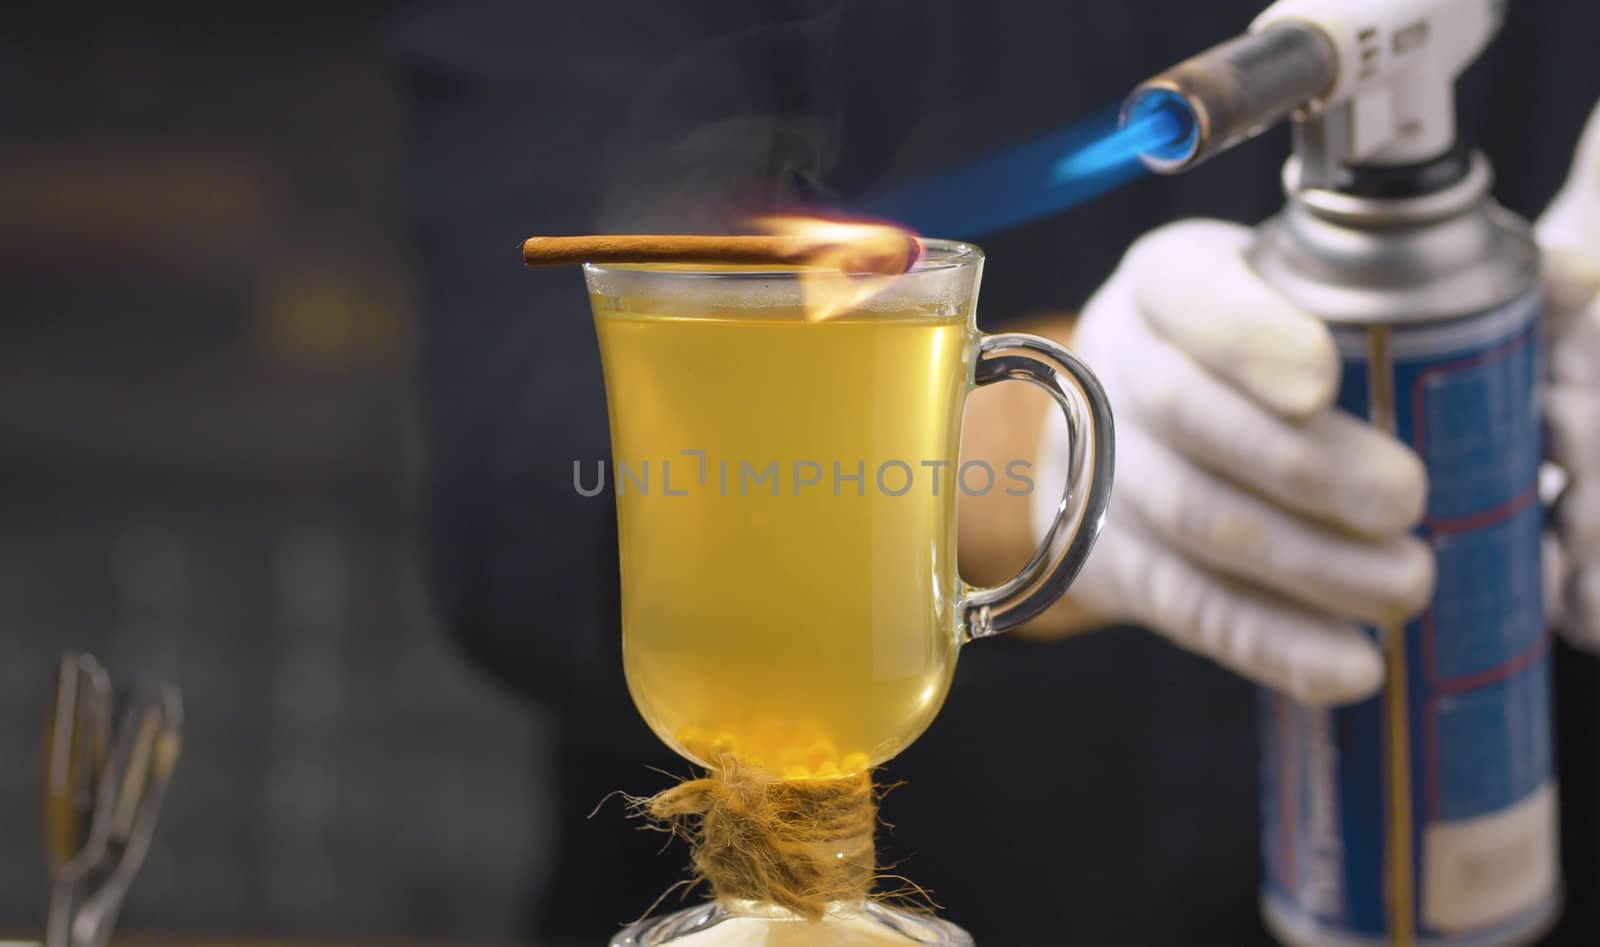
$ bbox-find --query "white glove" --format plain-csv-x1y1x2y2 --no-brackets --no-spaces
1037,219,1434,706
1537,100,1600,653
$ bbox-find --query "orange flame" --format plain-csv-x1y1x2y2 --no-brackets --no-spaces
748,215,921,321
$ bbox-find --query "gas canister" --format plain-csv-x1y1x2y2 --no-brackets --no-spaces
1250,154,1561,947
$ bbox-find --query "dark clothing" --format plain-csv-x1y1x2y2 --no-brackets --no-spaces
388,1,1600,943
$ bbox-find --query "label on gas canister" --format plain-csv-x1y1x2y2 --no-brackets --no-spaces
1259,289,1561,947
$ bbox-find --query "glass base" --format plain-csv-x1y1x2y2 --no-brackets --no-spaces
610,899,974,946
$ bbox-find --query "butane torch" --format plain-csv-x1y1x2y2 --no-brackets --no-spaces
1125,3,1560,947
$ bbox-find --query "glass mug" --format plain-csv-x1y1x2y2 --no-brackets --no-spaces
587,240,1113,945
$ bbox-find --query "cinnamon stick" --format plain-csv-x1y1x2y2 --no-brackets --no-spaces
521,234,921,276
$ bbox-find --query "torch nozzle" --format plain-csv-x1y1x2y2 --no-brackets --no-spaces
1124,91,1200,166
1051,93,1196,183
1124,22,1337,173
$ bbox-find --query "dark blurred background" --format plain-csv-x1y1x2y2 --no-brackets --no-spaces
0,4,548,942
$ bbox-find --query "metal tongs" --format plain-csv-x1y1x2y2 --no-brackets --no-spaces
43,653,184,947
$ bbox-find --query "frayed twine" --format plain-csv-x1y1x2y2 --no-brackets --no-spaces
620,756,936,923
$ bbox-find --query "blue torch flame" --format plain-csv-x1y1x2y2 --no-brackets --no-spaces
852,97,1195,239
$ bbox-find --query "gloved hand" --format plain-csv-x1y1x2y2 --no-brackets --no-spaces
1035,219,1434,706
1537,100,1600,653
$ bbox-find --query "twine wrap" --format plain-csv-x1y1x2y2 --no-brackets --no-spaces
639,757,877,922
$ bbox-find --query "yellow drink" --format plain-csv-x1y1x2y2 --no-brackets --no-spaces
594,299,972,775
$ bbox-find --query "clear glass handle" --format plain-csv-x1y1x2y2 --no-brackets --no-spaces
962,332,1115,640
